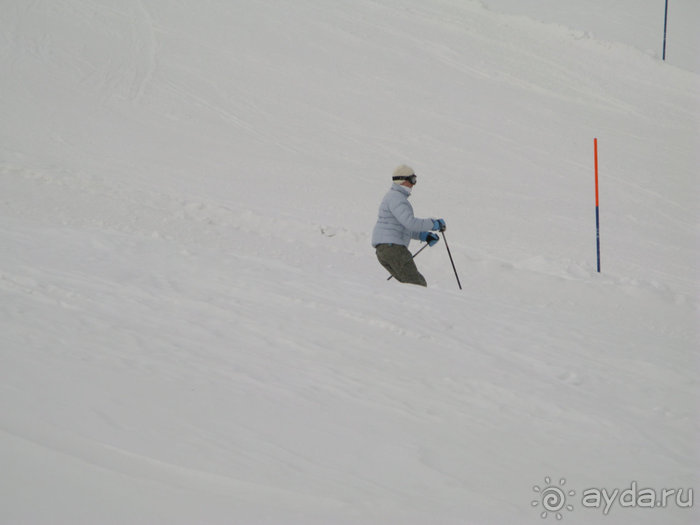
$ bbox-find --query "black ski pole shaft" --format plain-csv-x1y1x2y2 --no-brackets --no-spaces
387,243,429,281
441,231,462,290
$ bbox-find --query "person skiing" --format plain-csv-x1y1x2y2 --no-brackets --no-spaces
371,165,446,286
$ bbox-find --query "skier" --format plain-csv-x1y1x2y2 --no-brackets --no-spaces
371,165,446,286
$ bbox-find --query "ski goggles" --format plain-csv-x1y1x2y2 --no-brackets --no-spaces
392,174,417,185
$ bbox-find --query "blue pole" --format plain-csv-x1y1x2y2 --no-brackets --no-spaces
596,206,601,273
663,0,669,60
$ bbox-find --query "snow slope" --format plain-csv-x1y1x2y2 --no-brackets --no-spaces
1,1,698,524
480,0,700,74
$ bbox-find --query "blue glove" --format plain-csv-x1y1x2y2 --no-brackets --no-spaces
432,219,446,232
419,232,440,246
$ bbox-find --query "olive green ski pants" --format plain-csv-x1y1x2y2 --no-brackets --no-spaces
375,244,427,287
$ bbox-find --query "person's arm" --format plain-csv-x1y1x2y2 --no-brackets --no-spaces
388,198,434,233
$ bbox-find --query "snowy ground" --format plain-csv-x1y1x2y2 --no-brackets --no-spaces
1,1,698,524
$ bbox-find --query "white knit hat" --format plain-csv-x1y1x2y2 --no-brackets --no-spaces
392,164,415,184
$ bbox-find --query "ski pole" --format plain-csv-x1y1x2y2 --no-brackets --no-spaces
441,231,462,290
387,243,429,281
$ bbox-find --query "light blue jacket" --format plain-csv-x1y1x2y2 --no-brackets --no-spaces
371,185,435,247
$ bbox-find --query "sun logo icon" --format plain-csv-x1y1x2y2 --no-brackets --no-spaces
531,476,575,520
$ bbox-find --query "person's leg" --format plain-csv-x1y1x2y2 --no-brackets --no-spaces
376,246,398,277
376,244,427,287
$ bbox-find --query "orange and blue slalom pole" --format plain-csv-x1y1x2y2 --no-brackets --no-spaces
594,138,601,273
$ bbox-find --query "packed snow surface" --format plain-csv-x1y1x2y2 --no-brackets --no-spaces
1,1,698,524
